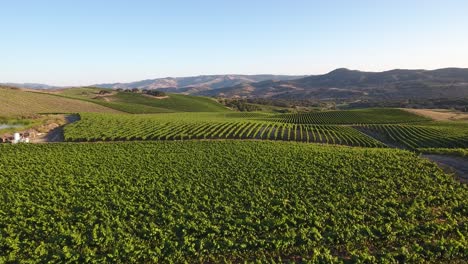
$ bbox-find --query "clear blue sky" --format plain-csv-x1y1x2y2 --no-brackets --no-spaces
1,0,467,86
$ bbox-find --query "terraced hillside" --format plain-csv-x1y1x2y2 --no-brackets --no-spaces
1,141,466,262
0,87,119,117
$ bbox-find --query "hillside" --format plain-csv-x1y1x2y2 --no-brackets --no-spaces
0,83,57,90
0,86,119,117
198,68,468,100
47,87,230,113
93,74,306,93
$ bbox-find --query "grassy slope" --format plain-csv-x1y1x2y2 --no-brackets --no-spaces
0,87,120,117
114,93,229,112
51,87,230,113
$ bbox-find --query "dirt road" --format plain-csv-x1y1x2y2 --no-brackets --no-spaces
32,114,80,143
422,154,468,182
356,126,468,182
403,108,468,121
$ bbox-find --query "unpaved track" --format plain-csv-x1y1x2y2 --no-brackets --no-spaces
34,114,80,143
403,108,468,121
422,154,468,182
356,126,468,182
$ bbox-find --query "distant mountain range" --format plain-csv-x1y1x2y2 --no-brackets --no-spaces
0,83,58,90
93,75,306,94
197,68,468,100
3,68,468,101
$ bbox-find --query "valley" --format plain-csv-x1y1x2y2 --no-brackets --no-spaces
0,83,467,263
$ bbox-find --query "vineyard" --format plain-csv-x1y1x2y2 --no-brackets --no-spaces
361,124,468,149
419,148,468,158
265,108,429,124
63,109,467,149
64,113,385,147
0,141,466,262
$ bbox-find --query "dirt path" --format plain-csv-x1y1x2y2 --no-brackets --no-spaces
422,154,468,182
33,114,80,143
355,126,468,182
403,108,468,121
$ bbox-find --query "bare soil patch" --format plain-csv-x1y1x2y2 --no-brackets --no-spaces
403,108,468,121
31,114,80,143
422,154,468,183
142,94,169,100
354,125,468,183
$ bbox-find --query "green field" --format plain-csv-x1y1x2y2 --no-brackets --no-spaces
64,113,385,147
362,124,468,149
63,109,467,149
50,87,230,113
0,87,119,117
2,86,467,263
419,148,468,157
266,108,429,124
1,141,466,263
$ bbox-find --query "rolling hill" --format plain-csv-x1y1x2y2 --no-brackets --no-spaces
0,86,230,117
6,68,468,102
0,83,58,90
46,87,230,113
0,86,120,117
198,68,468,100
93,74,306,93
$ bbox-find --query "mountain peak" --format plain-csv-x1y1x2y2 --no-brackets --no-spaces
198,67,468,100
323,68,365,79
330,68,351,72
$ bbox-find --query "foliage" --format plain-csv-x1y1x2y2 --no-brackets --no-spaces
0,141,466,263
222,99,263,112
112,93,229,112
363,124,468,149
346,98,468,112
419,148,468,158
144,90,166,97
64,113,385,147
54,88,229,113
266,108,429,124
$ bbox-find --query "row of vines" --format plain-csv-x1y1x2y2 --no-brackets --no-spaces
1,141,467,262
362,124,468,149
64,114,385,147
265,108,429,124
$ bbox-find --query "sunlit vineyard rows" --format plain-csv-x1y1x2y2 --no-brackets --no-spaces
265,108,429,124
419,148,468,157
362,124,468,149
1,141,467,262
64,113,385,147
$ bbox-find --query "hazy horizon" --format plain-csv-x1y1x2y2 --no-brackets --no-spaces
1,0,467,86
4,66,468,88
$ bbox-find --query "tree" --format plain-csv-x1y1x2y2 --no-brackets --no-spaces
146,90,166,97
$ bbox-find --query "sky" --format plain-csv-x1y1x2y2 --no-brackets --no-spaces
1,0,467,86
